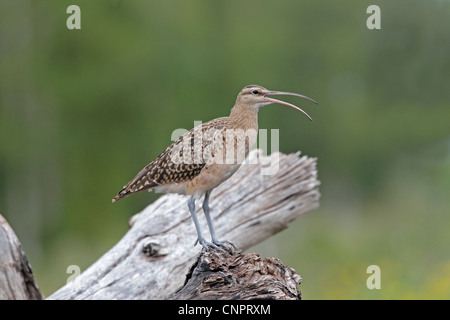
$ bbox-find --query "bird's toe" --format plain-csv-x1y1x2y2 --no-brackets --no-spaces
198,239,227,253
213,239,238,252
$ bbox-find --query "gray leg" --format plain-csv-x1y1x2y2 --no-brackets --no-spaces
202,191,237,251
188,196,225,252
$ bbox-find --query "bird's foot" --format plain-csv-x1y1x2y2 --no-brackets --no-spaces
195,238,237,253
197,238,227,253
212,239,238,252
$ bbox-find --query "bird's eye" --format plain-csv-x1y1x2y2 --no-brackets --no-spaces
252,90,259,95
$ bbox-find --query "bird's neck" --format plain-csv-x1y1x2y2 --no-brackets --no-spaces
229,103,258,131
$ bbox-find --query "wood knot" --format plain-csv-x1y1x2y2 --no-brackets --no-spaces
142,241,161,257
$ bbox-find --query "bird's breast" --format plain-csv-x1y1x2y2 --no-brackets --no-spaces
152,123,258,198
186,162,242,198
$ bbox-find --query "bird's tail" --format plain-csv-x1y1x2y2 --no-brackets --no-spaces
112,166,159,203
112,183,153,203
112,189,127,203
112,194,122,203
112,180,135,203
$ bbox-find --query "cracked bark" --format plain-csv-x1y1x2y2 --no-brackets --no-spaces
0,215,43,300
170,250,302,300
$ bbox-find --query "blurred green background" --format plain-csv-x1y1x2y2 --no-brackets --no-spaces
1,0,449,299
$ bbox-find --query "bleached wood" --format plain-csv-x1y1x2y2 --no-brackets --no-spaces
48,149,320,300
0,214,43,300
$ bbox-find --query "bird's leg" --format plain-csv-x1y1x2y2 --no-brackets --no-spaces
202,191,238,252
188,196,225,252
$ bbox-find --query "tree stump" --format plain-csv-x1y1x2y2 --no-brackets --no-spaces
170,249,302,300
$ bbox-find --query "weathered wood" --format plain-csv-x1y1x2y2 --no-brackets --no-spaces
0,214,43,300
47,149,319,300
170,250,302,300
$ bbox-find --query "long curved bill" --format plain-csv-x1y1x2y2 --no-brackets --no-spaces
264,90,317,121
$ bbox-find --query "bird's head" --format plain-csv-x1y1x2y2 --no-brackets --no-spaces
235,84,317,121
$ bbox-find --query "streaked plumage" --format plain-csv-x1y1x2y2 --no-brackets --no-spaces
112,116,249,201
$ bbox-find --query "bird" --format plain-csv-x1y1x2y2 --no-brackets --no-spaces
112,85,317,252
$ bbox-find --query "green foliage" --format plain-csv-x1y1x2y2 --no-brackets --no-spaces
0,0,449,298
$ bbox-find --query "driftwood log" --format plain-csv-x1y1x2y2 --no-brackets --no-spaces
0,149,319,300
0,215,43,300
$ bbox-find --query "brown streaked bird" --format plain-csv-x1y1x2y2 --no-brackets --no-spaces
112,85,317,252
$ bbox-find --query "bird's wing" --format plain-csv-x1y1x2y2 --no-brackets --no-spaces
112,118,228,202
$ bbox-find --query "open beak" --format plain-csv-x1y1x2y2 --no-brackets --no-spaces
264,90,318,121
